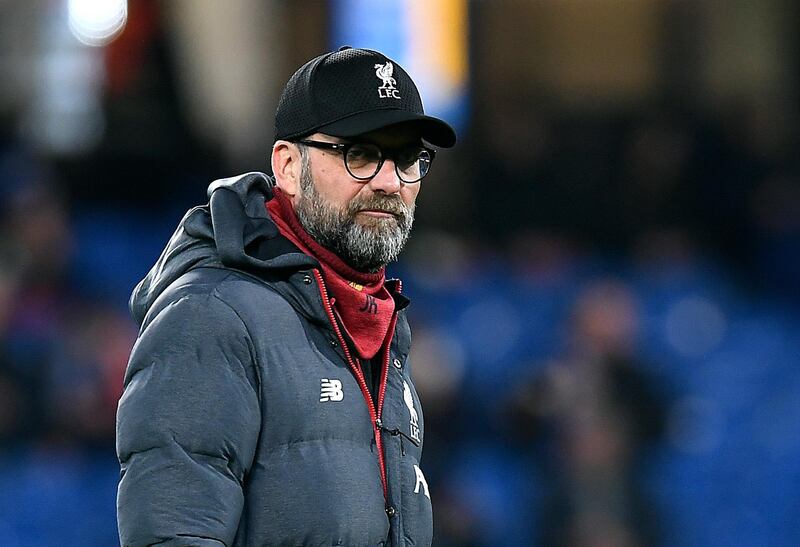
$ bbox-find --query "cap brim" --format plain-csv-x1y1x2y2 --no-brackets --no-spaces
317,109,457,148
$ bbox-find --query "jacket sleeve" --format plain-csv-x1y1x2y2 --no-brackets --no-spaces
116,293,261,547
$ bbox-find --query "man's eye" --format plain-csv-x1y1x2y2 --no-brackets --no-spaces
348,145,380,164
396,148,422,168
348,148,366,159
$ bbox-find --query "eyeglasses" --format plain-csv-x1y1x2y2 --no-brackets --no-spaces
295,139,435,183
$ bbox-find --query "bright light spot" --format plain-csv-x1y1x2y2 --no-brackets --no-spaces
665,296,727,357
68,0,128,47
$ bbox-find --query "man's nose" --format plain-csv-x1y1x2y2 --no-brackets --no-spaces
367,159,402,194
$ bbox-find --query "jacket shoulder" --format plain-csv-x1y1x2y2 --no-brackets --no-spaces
140,266,293,330
118,270,263,547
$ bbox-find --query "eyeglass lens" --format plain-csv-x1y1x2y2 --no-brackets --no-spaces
345,144,432,182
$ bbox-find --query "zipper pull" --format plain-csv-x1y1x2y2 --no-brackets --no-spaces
375,419,420,448
395,428,421,447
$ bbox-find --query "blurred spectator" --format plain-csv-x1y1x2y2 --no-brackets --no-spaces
0,177,71,446
406,323,473,544
5,181,73,288
43,302,133,448
507,279,667,547
0,253,31,445
0,165,132,450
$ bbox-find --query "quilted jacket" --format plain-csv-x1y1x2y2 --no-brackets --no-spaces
116,172,431,546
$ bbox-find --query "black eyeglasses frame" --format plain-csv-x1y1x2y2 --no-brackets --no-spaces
294,139,435,183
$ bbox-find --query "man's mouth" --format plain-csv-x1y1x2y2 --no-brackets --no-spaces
358,209,397,219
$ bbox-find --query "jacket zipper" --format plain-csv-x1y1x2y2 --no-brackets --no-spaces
376,315,398,430
313,269,393,500
377,280,401,419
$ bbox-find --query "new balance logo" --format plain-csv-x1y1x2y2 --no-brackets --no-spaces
358,295,378,314
320,379,344,402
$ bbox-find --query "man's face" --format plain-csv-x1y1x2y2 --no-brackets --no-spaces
293,128,422,273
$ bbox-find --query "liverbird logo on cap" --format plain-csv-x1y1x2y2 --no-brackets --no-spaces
374,62,400,99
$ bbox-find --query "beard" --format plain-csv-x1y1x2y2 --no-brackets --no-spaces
294,162,415,273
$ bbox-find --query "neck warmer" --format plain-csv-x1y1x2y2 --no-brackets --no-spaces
266,188,396,359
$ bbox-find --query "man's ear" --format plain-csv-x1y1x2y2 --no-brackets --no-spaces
271,141,301,197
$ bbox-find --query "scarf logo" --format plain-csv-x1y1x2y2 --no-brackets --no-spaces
358,294,378,314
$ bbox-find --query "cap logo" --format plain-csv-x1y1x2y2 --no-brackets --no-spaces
374,62,401,99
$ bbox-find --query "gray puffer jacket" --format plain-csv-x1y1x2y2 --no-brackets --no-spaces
116,172,432,546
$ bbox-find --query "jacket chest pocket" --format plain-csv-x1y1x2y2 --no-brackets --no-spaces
383,367,425,460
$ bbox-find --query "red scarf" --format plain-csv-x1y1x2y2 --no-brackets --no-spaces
266,188,396,359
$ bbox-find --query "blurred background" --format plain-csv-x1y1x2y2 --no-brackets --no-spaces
1,0,799,545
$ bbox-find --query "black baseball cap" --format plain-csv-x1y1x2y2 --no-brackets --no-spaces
275,46,456,148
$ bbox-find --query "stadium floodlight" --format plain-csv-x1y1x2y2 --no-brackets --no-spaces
68,0,128,47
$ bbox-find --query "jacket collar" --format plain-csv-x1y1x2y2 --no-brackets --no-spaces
130,171,409,328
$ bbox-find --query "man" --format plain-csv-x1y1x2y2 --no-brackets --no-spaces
116,46,455,546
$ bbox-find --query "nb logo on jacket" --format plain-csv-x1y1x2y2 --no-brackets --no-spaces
320,379,344,402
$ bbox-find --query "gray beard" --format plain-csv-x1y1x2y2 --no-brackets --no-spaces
294,164,415,273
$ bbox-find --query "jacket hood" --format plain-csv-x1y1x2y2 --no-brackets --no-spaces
129,172,317,325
